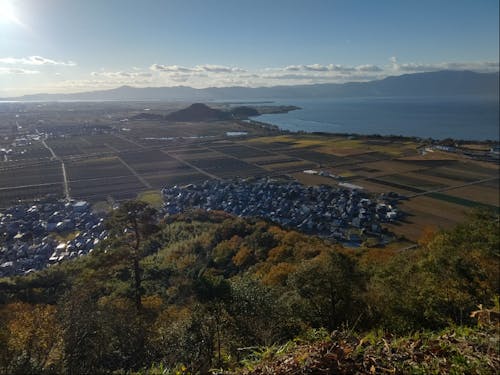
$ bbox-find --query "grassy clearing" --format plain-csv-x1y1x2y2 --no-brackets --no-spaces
91,200,114,214
137,190,164,208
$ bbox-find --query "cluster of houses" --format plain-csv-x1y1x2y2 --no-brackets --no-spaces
421,143,500,163
0,199,107,277
0,177,405,277
162,178,402,245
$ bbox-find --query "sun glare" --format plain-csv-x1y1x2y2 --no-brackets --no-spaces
0,0,20,25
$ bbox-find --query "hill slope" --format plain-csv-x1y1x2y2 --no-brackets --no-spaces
165,103,232,121
0,208,498,373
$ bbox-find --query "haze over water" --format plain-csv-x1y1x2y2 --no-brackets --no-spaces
252,96,500,141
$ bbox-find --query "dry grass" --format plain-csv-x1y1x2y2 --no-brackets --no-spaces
137,190,164,208
387,196,468,241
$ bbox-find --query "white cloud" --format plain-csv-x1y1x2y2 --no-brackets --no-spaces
90,70,152,78
6,59,498,95
390,57,498,73
283,63,381,73
0,67,40,75
263,73,334,81
283,65,301,71
150,64,193,73
356,64,383,72
198,64,246,73
303,64,331,72
150,64,245,74
50,59,500,92
0,56,76,66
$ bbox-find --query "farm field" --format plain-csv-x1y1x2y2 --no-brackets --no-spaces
0,102,498,243
70,176,146,202
0,161,62,189
66,157,133,181
187,156,268,178
0,184,63,207
0,143,53,162
385,195,469,241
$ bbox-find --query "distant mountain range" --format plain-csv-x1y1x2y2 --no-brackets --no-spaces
2,70,499,102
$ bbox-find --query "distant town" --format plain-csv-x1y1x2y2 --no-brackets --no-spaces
162,178,402,245
1,176,404,277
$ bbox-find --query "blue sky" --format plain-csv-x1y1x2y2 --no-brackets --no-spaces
0,0,498,96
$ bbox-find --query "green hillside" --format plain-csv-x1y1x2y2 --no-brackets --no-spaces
0,204,498,374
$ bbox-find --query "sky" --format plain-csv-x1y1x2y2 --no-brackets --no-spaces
0,0,499,96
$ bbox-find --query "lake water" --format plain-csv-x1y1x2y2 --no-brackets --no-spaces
251,97,499,141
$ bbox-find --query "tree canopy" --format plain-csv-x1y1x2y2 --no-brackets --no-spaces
0,204,498,373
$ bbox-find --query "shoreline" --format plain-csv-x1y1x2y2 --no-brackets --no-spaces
245,117,498,145
247,113,499,145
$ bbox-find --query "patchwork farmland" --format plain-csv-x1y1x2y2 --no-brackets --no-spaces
0,102,498,241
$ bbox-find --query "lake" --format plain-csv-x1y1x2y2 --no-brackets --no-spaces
250,97,499,141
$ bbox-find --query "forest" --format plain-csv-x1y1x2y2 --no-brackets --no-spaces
0,202,498,374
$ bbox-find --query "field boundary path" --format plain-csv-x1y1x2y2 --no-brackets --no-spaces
236,142,322,168
40,138,57,160
39,134,71,201
114,134,147,149
161,150,221,180
407,177,499,198
60,160,71,201
0,182,61,191
116,156,153,189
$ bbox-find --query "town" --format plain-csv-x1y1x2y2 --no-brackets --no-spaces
0,177,404,276
0,199,107,277
162,178,403,245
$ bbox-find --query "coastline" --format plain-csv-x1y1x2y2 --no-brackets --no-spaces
247,97,500,143
244,117,500,157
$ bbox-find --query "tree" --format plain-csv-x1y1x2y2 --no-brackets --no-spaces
60,287,103,375
229,277,297,347
366,210,500,331
287,250,365,331
194,274,232,368
106,200,159,311
1,302,63,374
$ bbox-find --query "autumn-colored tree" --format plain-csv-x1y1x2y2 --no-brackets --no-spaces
367,210,500,331
232,245,254,268
418,225,438,247
1,302,63,374
59,287,103,375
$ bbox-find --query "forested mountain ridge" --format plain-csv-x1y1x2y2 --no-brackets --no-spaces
3,70,498,101
0,205,498,374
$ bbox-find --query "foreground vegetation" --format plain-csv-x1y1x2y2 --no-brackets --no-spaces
0,204,498,374
237,325,499,374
